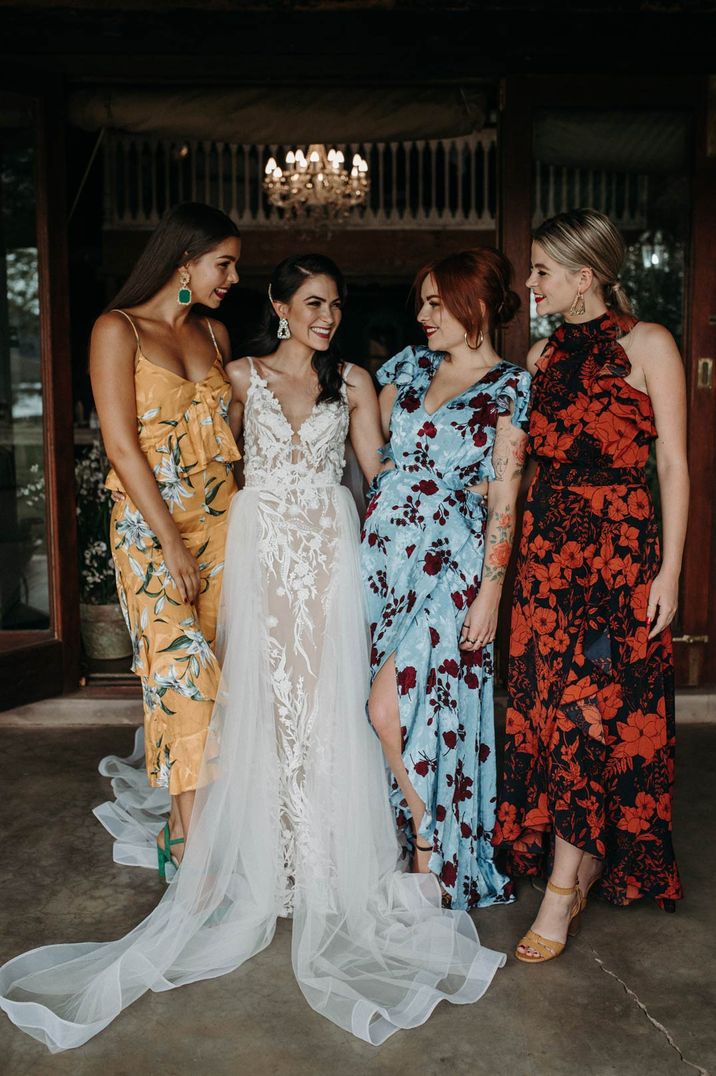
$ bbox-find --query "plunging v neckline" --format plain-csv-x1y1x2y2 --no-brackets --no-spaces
251,367,322,442
421,357,506,418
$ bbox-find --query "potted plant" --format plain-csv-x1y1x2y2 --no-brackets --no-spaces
75,440,131,660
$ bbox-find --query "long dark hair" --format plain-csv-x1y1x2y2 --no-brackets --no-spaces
106,202,240,311
249,253,346,405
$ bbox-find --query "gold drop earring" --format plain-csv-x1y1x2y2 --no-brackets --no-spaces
569,289,586,317
178,269,192,306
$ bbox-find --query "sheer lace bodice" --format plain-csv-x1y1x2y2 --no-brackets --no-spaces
243,359,350,494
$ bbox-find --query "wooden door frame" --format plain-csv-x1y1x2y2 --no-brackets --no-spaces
498,74,716,687
0,74,80,709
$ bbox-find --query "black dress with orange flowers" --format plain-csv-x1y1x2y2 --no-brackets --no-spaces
494,312,682,908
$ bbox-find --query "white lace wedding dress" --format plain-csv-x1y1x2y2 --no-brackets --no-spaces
0,361,505,1052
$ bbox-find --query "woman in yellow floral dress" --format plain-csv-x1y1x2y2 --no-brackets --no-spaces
89,202,241,870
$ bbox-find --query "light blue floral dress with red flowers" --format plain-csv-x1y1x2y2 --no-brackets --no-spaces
361,344,531,910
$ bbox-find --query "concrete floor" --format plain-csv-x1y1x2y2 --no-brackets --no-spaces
0,723,714,1076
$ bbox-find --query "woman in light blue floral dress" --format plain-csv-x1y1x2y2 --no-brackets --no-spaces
362,249,532,910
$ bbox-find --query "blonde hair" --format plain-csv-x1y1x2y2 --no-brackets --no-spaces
533,208,633,316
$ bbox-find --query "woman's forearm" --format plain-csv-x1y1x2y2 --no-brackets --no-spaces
656,459,689,577
108,445,183,548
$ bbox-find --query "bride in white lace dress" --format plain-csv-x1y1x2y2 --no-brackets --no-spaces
0,255,504,1052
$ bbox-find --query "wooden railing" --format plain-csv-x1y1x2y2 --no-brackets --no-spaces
103,131,498,230
102,131,649,232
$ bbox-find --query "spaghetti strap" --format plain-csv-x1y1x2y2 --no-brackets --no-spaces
112,308,141,350
205,318,222,359
246,356,256,374
341,362,354,397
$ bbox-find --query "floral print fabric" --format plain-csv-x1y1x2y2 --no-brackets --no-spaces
494,313,682,907
107,316,239,794
361,345,531,910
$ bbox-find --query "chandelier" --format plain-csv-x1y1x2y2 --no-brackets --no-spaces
264,143,369,221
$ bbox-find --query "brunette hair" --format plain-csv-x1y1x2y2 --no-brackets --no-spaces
413,247,520,345
249,253,346,405
533,208,633,316
106,202,240,311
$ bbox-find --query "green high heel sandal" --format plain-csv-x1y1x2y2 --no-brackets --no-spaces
157,822,184,882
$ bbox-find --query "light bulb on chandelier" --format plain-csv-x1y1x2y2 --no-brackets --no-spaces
263,143,370,221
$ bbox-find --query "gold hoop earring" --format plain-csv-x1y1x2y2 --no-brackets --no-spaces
569,290,586,317
464,330,484,351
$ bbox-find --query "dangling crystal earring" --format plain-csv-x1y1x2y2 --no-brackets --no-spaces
178,269,192,306
569,289,586,317
277,317,291,340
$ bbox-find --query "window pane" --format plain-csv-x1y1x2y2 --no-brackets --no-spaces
0,100,49,630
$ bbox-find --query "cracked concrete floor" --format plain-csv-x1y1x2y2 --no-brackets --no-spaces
0,722,714,1076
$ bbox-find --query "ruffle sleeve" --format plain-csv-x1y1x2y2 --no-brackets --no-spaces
377,346,433,388
496,367,532,432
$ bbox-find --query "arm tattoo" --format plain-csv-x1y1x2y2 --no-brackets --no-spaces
484,506,514,583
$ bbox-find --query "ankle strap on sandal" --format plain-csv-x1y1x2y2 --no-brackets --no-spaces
547,880,578,896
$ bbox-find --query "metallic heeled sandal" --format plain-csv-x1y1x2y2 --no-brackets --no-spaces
515,880,583,964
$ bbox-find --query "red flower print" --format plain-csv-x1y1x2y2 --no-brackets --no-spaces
401,393,420,413
440,658,460,678
423,551,443,575
416,479,439,495
405,544,416,558
479,743,491,763
441,859,458,887
429,627,440,646
417,421,437,438
397,666,417,694
435,804,446,822
443,730,458,750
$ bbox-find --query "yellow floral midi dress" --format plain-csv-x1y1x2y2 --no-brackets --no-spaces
106,311,239,794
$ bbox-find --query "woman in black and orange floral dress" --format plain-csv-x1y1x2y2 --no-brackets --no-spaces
494,209,688,963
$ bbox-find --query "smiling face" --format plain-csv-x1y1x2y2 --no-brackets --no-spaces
184,236,242,308
417,273,468,351
526,241,592,318
278,273,343,351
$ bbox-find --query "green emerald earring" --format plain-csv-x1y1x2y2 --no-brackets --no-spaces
178,269,192,306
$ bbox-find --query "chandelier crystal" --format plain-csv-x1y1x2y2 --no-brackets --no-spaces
263,143,369,221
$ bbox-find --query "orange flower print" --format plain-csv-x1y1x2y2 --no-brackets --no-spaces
617,792,656,834
656,792,672,822
530,534,552,559
496,312,681,908
597,681,623,721
558,541,584,570
628,488,651,519
617,708,667,762
533,606,557,639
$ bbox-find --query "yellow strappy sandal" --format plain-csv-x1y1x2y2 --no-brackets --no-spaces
515,881,583,964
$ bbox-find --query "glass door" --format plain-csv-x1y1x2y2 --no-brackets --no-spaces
0,87,80,709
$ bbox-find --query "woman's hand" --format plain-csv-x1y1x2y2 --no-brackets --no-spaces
647,569,679,639
111,491,126,503
459,590,500,651
162,535,201,605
